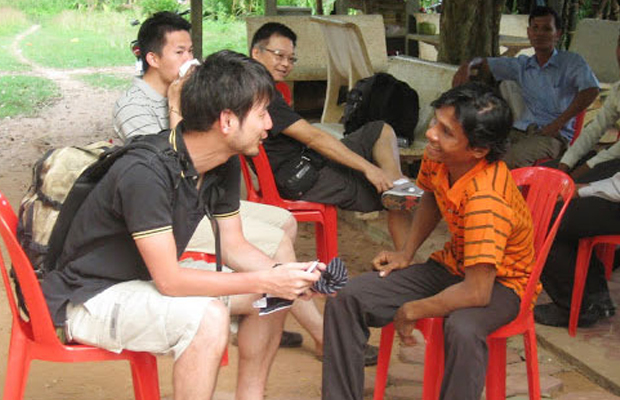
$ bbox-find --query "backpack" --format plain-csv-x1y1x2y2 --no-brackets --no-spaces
16,137,174,286
342,72,420,146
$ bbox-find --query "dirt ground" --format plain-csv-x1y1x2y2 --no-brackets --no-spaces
0,26,612,400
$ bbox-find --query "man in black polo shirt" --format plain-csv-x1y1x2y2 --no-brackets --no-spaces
250,23,416,251
41,50,321,400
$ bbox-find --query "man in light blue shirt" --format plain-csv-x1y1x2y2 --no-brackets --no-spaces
453,6,600,168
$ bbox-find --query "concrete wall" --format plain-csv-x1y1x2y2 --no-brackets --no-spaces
569,18,619,86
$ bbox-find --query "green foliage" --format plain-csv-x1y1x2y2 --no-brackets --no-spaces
0,0,77,17
202,18,246,55
0,0,133,15
0,75,60,118
21,10,136,68
76,73,132,90
140,0,180,16
0,7,30,36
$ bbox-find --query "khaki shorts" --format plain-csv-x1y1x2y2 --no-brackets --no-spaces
185,200,291,258
65,260,231,361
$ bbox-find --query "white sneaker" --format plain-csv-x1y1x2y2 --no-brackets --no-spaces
381,179,424,211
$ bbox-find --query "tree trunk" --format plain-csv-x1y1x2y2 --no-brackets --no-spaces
558,0,578,49
438,0,505,65
316,0,324,15
190,0,203,60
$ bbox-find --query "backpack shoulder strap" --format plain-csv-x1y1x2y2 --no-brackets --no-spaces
44,136,174,274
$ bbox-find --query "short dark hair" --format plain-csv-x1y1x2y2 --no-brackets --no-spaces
250,22,297,49
181,50,275,132
137,11,191,73
529,6,562,31
431,83,513,163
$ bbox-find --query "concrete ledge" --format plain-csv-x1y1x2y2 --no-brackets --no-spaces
387,56,458,143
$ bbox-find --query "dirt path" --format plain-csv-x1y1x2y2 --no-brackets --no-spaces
0,25,132,207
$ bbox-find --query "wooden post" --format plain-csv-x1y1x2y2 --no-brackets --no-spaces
265,0,277,15
191,0,203,60
335,0,349,14
316,0,324,15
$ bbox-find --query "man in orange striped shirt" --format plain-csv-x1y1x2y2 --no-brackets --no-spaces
322,83,535,400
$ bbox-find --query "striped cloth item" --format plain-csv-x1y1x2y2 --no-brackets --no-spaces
313,257,348,294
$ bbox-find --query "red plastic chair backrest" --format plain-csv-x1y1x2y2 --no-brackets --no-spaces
239,82,292,204
275,82,292,106
0,191,61,346
570,109,586,145
249,145,288,207
239,155,262,203
511,167,574,313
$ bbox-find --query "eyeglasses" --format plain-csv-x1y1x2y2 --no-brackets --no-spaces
260,47,298,65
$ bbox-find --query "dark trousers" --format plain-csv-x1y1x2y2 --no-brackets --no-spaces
321,260,520,400
541,159,620,310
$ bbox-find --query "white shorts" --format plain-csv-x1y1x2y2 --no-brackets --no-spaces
185,200,292,258
65,260,232,361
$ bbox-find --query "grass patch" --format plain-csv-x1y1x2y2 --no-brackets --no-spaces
76,72,132,90
20,10,247,69
0,7,32,71
22,10,137,68
203,18,247,56
0,75,60,118
0,37,32,71
0,7,30,36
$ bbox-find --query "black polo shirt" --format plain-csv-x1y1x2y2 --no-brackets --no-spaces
264,91,304,173
41,125,241,326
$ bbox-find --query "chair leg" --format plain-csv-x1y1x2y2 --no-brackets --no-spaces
421,318,444,400
597,243,615,280
523,327,542,400
129,353,160,400
373,324,395,400
324,207,338,261
485,337,507,400
4,327,31,400
314,221,329,263
570,239,595,336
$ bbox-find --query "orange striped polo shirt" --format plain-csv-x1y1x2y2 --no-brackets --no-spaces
416,154,537,300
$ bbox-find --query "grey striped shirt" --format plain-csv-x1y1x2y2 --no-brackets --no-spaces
113,78,169,141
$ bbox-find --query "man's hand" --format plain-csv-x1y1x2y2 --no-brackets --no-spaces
539,122,562,138
394,303,418,346
558,163,571,173
372,250,412,277
452,62,471,87
264,261,323,300
167,64,197,115
364,164,394,193
570,163,591,181
573,183,586,198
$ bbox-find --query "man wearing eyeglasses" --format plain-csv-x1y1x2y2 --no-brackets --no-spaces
250,22,415,253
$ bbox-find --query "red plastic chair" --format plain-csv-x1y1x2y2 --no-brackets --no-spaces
373,167,575,400
569,234,620,336
275,81,292,106
179,251,229,366
0,191,160,400
374,319,444,400
239,145,338,263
